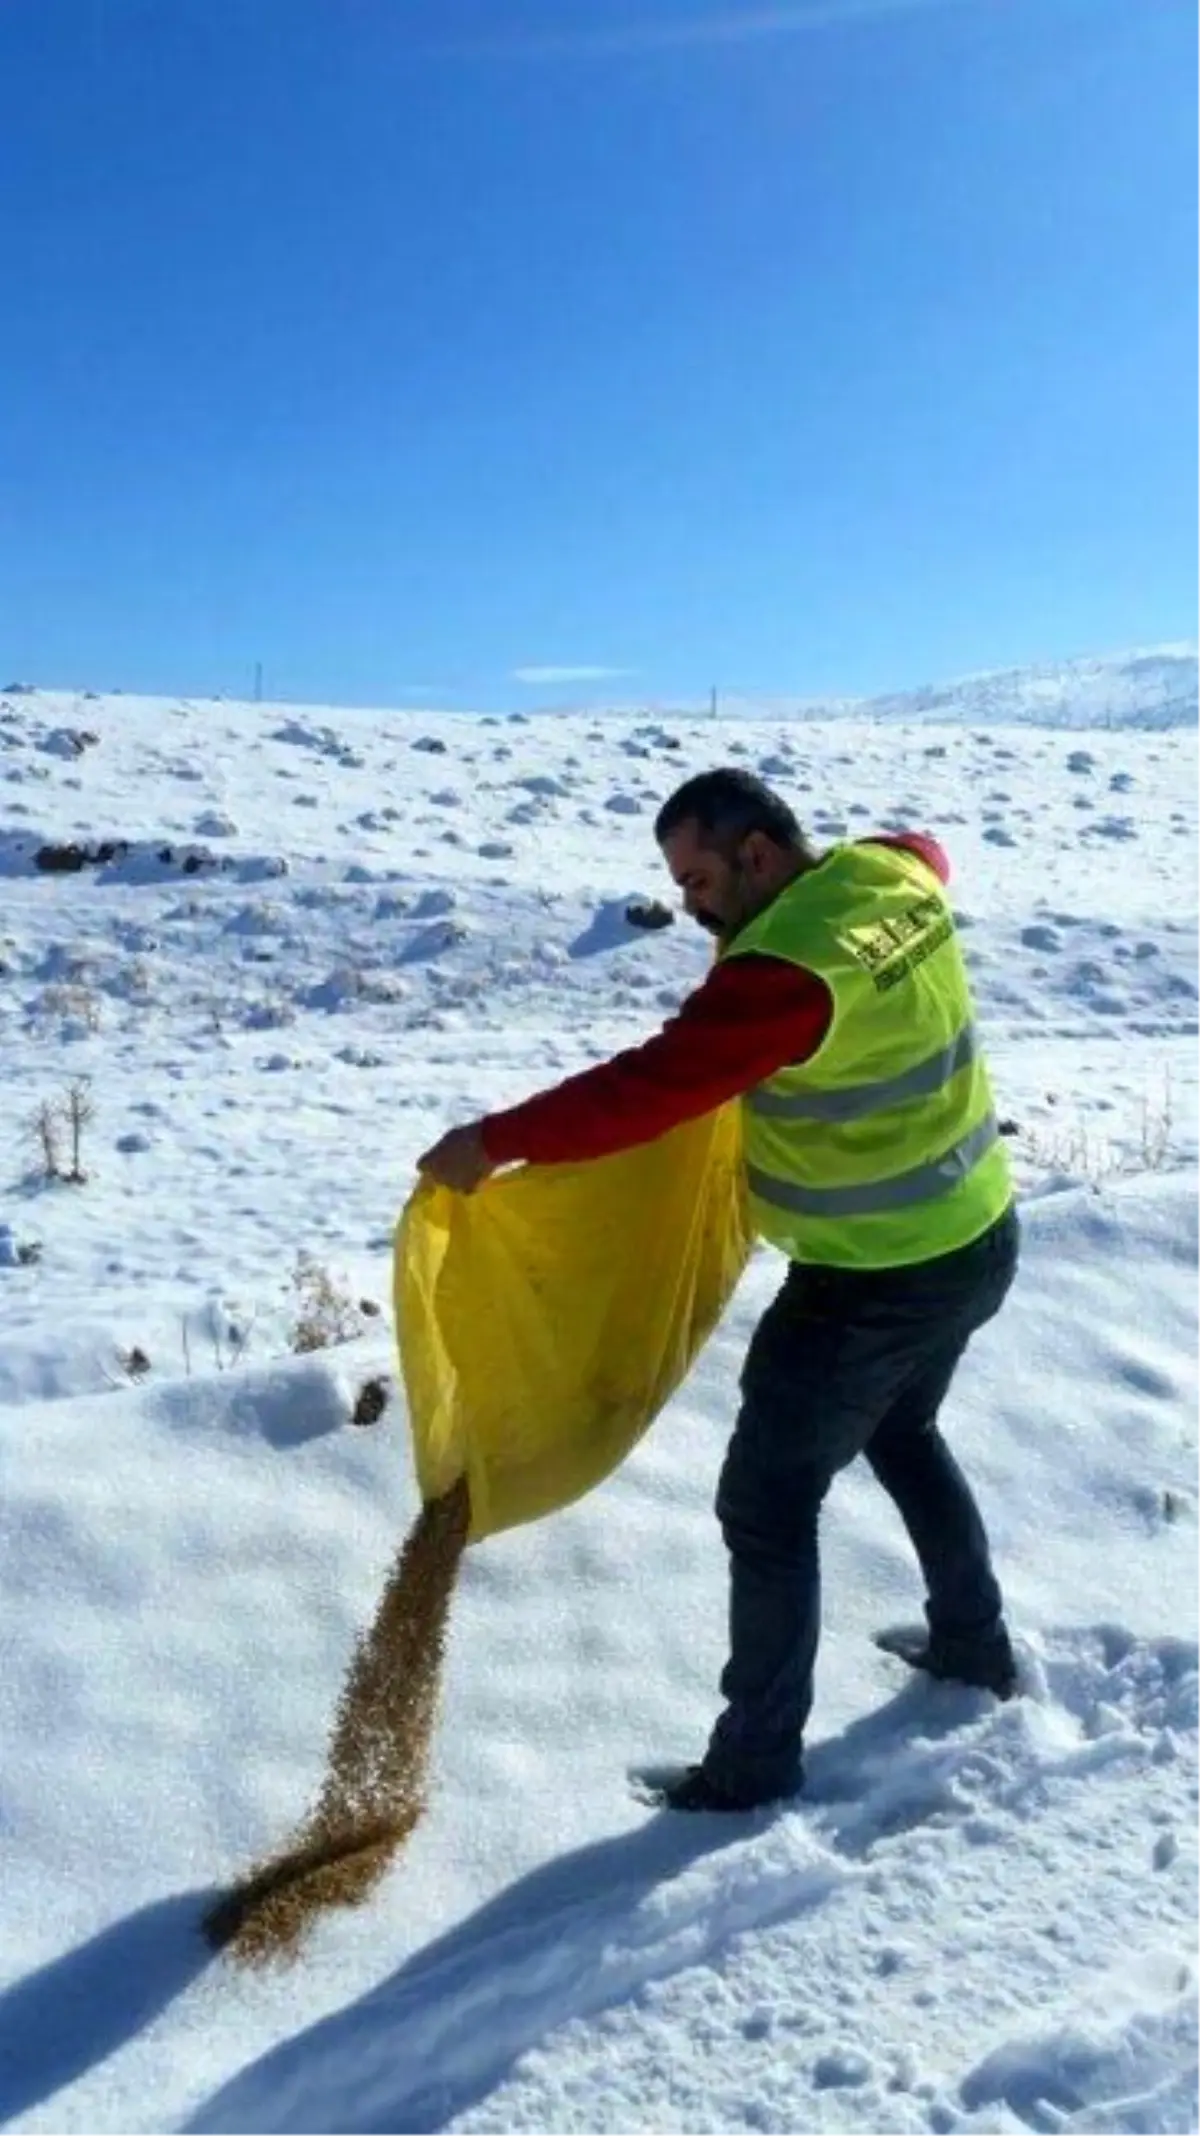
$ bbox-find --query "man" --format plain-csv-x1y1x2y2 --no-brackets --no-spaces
419,768,1020,1812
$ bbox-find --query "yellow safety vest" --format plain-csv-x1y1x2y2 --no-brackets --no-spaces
723,841,1012,1269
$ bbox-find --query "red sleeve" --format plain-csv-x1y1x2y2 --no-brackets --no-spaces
481,954,831,1167
865,831,951,885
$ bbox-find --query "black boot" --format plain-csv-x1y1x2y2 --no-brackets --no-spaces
876,1623,1018,1700
661,1763,798,1812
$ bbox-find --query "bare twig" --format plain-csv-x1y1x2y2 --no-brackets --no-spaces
29,1100,61,1182
64,1076,95,1183
226,1309,259,1370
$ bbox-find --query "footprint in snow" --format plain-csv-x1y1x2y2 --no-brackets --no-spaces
812,2048,874,2090
517,773,570,798
1020,923,1061,952
1086,816,1138,841
1109,1351,1179,1401
413,888,456,918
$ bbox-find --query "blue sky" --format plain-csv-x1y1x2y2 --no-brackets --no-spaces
1,0,1195,711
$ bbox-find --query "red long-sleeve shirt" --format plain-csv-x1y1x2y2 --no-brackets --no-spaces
480,833,950,1168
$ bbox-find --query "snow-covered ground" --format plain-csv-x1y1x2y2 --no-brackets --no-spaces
0,655,1196,2135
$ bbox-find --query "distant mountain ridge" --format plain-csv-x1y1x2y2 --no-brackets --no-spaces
675,644,1199,731
845,644,1197,730
6,642,1196,729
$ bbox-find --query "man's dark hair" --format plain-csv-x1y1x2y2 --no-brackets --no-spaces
654,767,806,855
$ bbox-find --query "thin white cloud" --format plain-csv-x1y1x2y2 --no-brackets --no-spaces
512,664,635,686
443,0,981,61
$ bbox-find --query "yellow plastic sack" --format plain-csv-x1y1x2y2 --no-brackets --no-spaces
394,1105,752,1542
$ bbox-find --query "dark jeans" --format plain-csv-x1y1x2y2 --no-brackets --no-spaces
706,1205,1020,1799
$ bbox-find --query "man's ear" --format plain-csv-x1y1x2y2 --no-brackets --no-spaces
742,830,776,877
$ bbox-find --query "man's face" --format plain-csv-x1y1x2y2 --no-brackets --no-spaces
660,820,769,941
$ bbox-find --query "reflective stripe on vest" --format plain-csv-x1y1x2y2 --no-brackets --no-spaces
745,1110,1000,1221
746,1019,979,1124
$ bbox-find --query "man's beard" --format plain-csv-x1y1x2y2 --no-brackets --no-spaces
695,872,751,941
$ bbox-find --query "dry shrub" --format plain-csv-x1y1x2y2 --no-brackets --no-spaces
290,1251,366,1352
204,1477,469,1966
121,955,155,1002
26,1077,94,1183
35,982,103,1032
1017,1071,1178,1185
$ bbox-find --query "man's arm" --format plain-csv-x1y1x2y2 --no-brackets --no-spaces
480,953,831,1167
418,829,950,1185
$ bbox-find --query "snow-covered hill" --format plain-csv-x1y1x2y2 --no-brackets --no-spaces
575,644,1199,730
839,643,1198,732
0,673,1196,2134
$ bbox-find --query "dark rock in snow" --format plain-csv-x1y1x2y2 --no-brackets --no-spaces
35,842,89,872
625,899,675,931
351,1376,390,1427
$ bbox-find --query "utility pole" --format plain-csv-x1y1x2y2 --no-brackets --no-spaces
254,662,263,702
710,684,718,719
